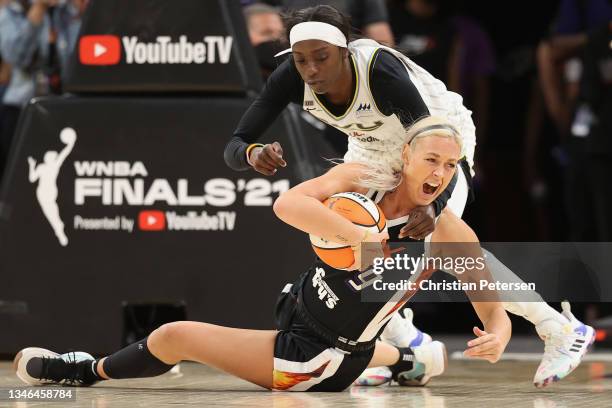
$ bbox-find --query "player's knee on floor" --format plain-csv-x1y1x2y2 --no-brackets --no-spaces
148,321,193,360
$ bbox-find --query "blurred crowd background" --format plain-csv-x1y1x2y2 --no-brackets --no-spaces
0,0,611,244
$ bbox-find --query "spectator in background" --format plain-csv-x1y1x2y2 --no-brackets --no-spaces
387,0,459,89
0,59,10,99
538,0,612,241
0,0,11,179
577,21,612,241
451,15,495,151
264,0,394,45
0,58,10,163
537,0,612,136
444,12,495,240
0,0,85,182
0,53,10,117
0,0,48,182
533,1,611,324
243,3,286,79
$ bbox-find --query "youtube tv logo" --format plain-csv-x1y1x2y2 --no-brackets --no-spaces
139,211,166,231
79,35,121,65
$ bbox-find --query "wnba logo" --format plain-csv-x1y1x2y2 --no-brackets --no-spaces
28,128,76,246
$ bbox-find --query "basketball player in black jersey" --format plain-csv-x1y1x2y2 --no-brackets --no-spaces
226,5,595,388
14,116,511,391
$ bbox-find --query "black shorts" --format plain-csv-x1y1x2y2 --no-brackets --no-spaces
272,314,374,392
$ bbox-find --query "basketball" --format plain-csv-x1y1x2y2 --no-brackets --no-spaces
309,192,386,270
60,127,76,144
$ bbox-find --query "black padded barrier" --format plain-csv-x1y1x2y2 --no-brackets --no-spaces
0,96,321,354
0,0,334,355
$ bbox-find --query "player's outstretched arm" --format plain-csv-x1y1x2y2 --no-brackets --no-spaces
432,210,511,363
465,306,511,363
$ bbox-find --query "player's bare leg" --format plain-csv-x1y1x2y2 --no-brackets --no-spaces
15,321,277,389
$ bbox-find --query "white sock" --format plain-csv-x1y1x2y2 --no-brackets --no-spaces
503,301,568,333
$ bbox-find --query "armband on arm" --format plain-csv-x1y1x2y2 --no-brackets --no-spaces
245,143,264,166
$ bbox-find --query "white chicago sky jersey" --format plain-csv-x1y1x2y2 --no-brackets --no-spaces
302,39,476,172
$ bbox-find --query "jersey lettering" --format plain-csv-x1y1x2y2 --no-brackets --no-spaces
312,267,340,309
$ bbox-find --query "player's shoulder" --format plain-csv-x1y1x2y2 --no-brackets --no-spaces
369,49,408,80
263,58,304,104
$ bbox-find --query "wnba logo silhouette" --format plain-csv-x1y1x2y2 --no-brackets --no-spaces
28,128,77,246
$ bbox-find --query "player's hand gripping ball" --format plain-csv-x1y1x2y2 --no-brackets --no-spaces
310,192,387,270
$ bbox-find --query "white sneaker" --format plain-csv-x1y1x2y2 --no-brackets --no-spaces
353,341,447,387
396,341,447,386
353,366,393,386
381,308,432,348
14,347,96,386
533,301,595,388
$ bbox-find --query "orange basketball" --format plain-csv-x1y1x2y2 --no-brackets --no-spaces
309,192,386,270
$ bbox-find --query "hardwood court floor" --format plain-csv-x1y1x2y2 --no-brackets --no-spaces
1,358,611,407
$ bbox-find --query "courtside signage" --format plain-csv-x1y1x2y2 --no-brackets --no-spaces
79,35,233,65
28,128,289,245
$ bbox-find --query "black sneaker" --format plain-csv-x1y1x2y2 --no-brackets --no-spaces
14,347,97,386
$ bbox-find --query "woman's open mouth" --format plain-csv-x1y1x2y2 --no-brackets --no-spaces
422,181,440,195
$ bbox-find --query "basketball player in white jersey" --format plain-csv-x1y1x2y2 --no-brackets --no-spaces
224,5,595,388
14,117,511,391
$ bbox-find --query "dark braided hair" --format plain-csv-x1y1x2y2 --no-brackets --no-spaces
282,5,354,44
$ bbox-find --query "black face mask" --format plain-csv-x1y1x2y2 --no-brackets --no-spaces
254,40,287,78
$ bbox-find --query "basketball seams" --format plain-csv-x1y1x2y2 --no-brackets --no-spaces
326,194,379,227
332,192,381,224
376,207,386,232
